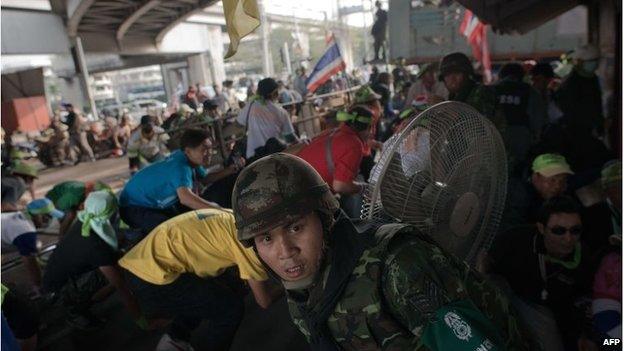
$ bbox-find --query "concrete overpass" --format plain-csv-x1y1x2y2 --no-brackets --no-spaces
2,0,229,115
1,1,361,115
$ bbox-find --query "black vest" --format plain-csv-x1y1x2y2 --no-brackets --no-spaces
495,80,531,127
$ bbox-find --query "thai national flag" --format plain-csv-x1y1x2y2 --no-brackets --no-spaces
459,9,491,83
306,35,346,93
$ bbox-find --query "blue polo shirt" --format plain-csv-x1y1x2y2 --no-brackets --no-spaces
120,150,207,209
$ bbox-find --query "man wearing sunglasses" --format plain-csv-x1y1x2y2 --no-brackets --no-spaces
487,196,601,351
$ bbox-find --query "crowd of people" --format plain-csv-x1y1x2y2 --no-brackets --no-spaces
0,43,621,351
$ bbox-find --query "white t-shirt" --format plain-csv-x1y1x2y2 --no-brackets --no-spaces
236,100,296,158
1,212,36,250
126,126,169,159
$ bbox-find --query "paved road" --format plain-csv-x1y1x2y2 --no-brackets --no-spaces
3,157,309,351
35,157,130,198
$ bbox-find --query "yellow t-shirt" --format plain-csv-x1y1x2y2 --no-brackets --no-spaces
119,208,267,285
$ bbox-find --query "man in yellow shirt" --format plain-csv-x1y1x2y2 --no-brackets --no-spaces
119,208,275,351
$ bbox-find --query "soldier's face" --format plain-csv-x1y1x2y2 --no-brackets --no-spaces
254,212,324,283
443,72,465,94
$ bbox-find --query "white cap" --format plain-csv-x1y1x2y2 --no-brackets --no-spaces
573,44,600,61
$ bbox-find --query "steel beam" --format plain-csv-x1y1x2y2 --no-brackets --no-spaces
116,0,162,43
154,0,216,44
67,0,96,36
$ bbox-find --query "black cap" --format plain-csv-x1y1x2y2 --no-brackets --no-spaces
257,78,279,99
499,62,525,81
203,99,218,110
438,52,473,81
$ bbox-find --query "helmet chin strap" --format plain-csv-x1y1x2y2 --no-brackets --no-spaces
253,235,330,292
282,274,318,290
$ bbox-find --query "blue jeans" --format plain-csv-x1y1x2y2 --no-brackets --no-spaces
125,272,244,350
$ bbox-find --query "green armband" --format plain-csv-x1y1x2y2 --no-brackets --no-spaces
421,299,504,351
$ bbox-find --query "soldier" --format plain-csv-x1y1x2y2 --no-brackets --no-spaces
438,52,503,131
494,62,547,175
231,153,539,350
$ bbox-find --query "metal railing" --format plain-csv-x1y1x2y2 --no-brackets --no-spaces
165,85,362,164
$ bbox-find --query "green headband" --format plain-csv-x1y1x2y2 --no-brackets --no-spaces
399,108,415,120
79,205,116,238
336,111,372,124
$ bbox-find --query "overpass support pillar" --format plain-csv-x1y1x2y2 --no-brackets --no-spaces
72,37,98,119
187,53,211,87
205,25,226,86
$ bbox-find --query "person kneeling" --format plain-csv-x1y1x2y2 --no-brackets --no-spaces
42,191,142,330
119,208,279,351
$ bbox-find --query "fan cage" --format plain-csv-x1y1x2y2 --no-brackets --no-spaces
362,101,508,265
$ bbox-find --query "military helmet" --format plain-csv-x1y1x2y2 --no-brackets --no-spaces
232,153,339,247
438,52,474,81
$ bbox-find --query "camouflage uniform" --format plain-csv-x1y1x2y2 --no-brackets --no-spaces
286,223,536,350
439,52,504,134
450,79,505,134
232,153,538,351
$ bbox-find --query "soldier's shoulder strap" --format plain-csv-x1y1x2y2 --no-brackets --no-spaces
372,223,434,254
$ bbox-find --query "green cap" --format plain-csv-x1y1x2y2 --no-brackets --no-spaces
601,160,621,189
77,190,118,249
532,153,574,177
9,149,27,160
12,162,38,178
353,85,381,104
46,181,87,211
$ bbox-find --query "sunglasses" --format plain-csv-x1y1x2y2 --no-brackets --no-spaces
548,225,583,236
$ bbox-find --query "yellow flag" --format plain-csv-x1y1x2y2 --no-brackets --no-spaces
223,0,260,59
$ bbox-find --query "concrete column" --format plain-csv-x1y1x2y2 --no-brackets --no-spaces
259,0,273,77
161,62,190,106
187,53,211,86
205,25,226,85
160,64,173,104
72,37,98,118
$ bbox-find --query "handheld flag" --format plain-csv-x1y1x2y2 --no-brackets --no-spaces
459,9,492,83
306,35,346,93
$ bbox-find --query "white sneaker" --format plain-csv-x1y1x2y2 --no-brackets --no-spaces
155,334,195,351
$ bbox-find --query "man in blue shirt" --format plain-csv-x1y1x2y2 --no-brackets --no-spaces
120,129,223,236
